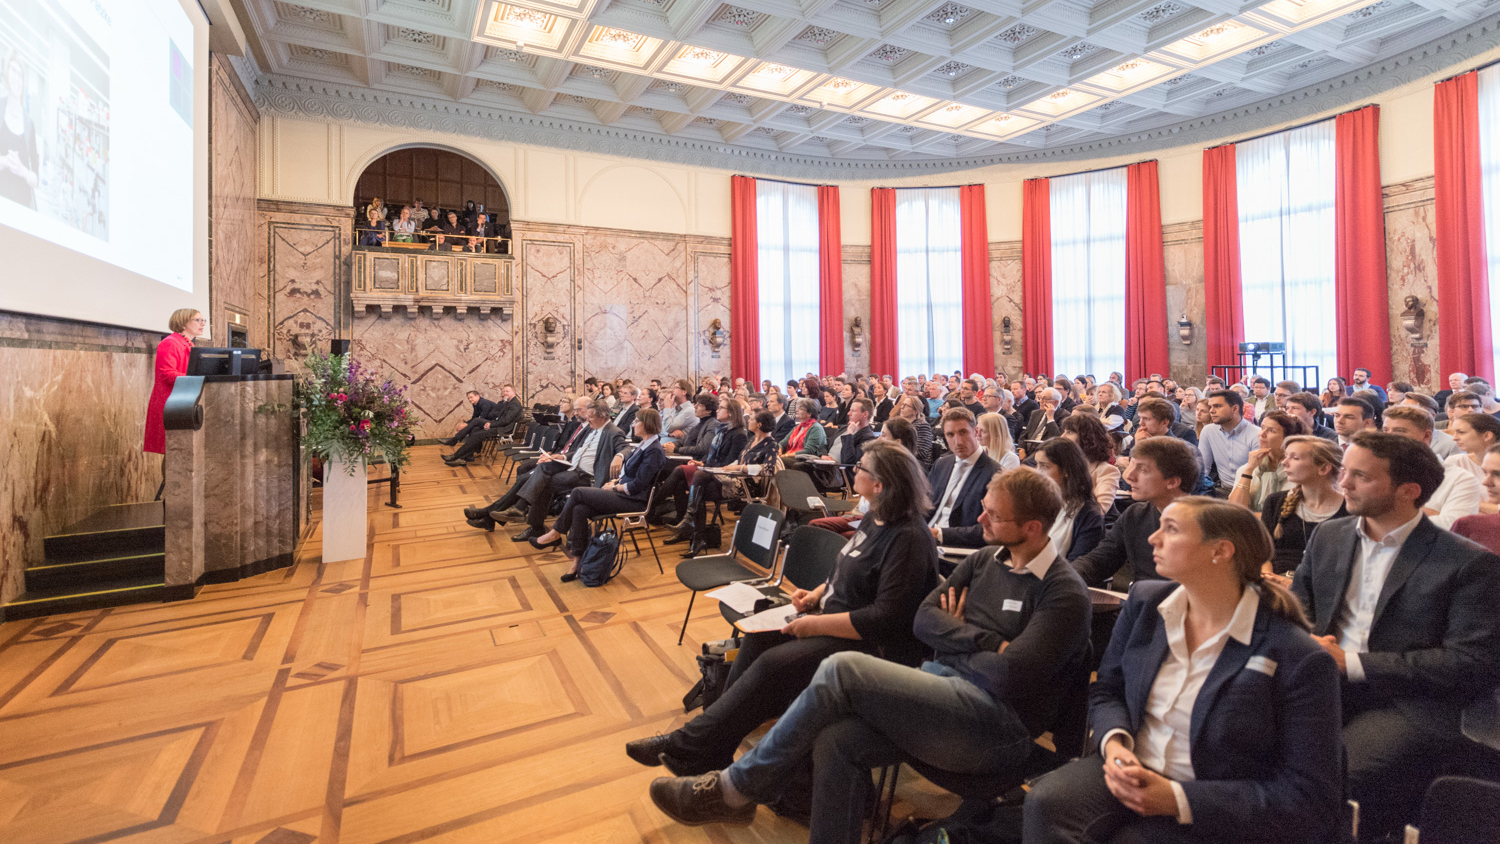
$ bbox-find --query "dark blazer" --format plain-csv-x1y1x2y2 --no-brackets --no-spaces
1070,500,1166,589
675,418,723,459
1291,515,1500,730
557,415,587,450
563,423,627,487
1021,408,1061,443
1063,503,1105,562
469,397,496,421
612,403,639,440
831,424,879,468
704,426,750,468
1014,396,1040,421
617,437,667,502
1091,581,1344,844
1168,421,1199,446
486,397,523,429
924,451,1001,547
771,412,796,442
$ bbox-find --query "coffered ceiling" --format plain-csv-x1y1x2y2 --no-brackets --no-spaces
235,0,1500,163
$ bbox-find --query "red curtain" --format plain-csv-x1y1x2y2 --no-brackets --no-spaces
869,188,899,377
1435,72,1494,383
1334,106,1393,385
730,175,759,384
1125,162,1170,381
1021,179,1052,374
1202,144,1244,375
818,185,845,376
959,184,995,377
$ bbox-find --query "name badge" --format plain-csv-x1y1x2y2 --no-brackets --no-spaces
1246,656,1278,677
1002,599,1023,612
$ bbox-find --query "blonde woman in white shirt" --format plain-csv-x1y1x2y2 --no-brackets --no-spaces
976,411,1021,471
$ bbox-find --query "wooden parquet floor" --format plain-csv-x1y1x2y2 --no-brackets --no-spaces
0,446,956,844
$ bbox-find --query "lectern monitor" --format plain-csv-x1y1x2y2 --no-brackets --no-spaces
187,347,262,376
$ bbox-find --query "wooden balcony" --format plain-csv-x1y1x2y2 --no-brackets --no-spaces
352,245,516,321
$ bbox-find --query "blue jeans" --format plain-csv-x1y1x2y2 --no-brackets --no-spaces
725,651,1034,844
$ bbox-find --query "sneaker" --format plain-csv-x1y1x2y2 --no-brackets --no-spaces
648,771,756,827
625,734,672,768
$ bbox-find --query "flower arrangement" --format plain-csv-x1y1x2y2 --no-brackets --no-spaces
301,351,415,473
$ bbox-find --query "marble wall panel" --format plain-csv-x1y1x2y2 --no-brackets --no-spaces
1164,223,1208,388
259,201,351,364
1384,178,1440,391
580,234,691,384
991,243,1024,380
351,315,517,441
692,248,731,383
210,54,261,348
517,230,579,405
0,313,159,604
841,247,872,375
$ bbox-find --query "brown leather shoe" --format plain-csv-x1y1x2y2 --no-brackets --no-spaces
648,771,756,827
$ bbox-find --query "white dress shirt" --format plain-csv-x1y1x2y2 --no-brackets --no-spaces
1103,586,1261,825
569,426,602,477
1335,511,1425,682
928,453,978,528
1047,507,1077,556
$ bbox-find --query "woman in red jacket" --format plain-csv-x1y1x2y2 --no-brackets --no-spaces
143,309,206,459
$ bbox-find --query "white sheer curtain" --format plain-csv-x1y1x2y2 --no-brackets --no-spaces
1478,66,1500,378
756,180,821,384
1049,168,1127,379
895,187,963,378
1236,121,1338,385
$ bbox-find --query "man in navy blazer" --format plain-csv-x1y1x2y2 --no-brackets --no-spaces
765,392,796,442
1292,432,1500,841
925,408,1000,549
443,390,496,445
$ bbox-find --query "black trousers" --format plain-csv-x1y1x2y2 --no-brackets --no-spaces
483,458,540,512
553,487,646,555
1023,754,1196,844
451,424,503,461
665,631,870,770
1344,703,1461,842
453,417,486,441
520,463,591,529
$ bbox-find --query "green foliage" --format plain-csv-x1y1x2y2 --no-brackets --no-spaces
300,351,415,473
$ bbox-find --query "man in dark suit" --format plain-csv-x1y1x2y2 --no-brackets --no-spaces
1292,431,1500,842
1071,437,1198,590
462,396,589,523
444,390,495,446
925,407,999,549
612,384,641,440
1019,388,1063,448
442,385,523,463
765,392,795,442
1134,396,1198,446
505,400,627,542
1010,380,1039,423
813,397,878,491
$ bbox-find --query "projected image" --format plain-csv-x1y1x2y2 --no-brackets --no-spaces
0,0,111,237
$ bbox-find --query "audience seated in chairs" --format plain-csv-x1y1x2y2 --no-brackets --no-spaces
532,409,668,580
446,389,497,445
460,396,588,526
660,379,700,446
658,398,748,555
1198,390,1261,497
1284,391,1337,442
779,397,828,459
1260,436,1347,580
1224,410,1306,513
1034,437,1105,562
626,440,938,791
500,400,626,543
1071,437,1199,590
977,411,1021,471
892,394,935,466
925,408,1000,550
441,385,522,464
1382,406,1482,530
1024,498,1345,844
1453,442,1500,553
1292,431,1500,842
807,417,918,539
1020,388,1065,454
1061,414,1121,515
664,392,723,463
647,467,1090,844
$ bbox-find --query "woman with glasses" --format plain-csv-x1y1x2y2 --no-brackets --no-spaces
625,440,939,784
144,309,206,459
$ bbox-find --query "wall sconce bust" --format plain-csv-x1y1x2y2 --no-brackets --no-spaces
1177,315,1193,346
1401,295,1426,346
1001,316,1013,356
706,319,726,356
850,317,865,353
536,314,567,359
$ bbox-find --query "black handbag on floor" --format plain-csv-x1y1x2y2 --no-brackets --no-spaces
682,637,739,712
577,519,623,587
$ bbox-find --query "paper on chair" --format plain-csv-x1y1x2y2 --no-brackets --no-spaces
734,604,801,634
752,515,777,549
705,582,766,614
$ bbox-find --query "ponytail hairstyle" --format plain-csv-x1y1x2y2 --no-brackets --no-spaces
1272,436,1344,539
1174,496,1311,630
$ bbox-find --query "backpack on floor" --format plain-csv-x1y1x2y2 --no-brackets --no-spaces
682,637,739,712
577,519,623,587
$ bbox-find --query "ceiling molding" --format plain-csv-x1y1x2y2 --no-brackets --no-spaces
251,11,1500,178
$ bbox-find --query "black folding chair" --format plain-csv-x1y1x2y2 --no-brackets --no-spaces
587,478,663,574
674,503,785,645
718,525,845,626
1404,776,1500,843
774,468,857,527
